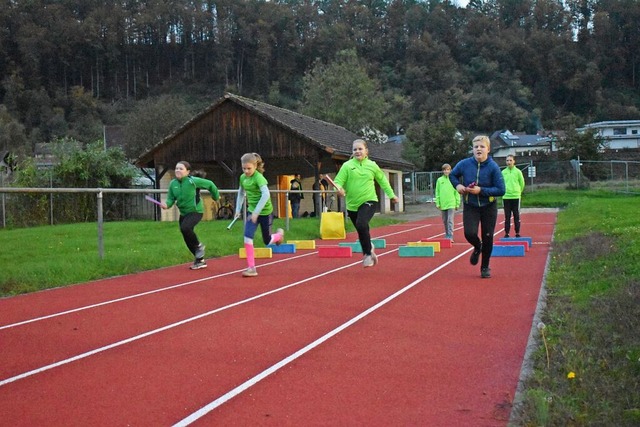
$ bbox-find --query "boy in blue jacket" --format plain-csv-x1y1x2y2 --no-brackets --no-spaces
450,135,505,278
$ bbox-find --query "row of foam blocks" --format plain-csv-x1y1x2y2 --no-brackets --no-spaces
238,240,315,258
491,237,533,257
238,236,533,258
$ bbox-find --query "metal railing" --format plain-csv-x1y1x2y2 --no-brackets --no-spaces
0,187,338,259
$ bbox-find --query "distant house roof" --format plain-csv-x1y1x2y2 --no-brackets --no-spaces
579,120,640,129
490,130,552,150
135,93,413,172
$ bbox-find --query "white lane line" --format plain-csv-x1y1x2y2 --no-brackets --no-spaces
0,253,315,331
0,259,363,388
173,248,473,426
1,224,433,330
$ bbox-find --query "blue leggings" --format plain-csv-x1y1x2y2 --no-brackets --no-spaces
243,213,274,245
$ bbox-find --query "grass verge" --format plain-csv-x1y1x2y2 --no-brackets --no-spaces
515,189,640,425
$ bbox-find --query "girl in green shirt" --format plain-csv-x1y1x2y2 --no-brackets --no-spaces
334,139,398,268
234,153,284,277
161,161,220,270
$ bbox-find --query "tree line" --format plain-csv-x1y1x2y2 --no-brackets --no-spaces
1,0,639,170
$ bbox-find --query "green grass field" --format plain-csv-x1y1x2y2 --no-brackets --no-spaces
0,215,400,295
1,188,638,424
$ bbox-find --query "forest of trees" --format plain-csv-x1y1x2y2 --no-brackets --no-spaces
1,0,639,169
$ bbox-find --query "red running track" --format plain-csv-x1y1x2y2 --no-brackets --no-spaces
0,211,556,426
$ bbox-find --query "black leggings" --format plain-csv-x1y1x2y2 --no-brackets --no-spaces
347,201,377,256
503,198,521,235
463,202,497,268
179,212,203,255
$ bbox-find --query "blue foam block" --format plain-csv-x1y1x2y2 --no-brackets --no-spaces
491,245,525,257
267,243,296,254
500,236,533,246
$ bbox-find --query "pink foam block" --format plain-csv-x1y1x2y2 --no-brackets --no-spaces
318,246,353,258
421,238,452,249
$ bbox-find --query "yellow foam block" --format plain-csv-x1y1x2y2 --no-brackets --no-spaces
239,247,273,259
287,240,316,249
407,241,440,252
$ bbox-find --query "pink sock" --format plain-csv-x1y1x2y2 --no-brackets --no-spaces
244,243,255,268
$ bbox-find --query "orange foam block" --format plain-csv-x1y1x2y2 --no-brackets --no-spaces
287,240,316,250
407,241,440,252
318,246,353,258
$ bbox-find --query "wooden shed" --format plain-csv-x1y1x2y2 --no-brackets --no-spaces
135,93,413,218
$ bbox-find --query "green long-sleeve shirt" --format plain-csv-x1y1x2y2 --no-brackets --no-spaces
435,175,460,210
334,157,396,211
166,176,220,215
502,166,525,199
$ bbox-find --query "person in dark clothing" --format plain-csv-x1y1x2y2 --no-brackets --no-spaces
449,135,505,279
288,174,303,218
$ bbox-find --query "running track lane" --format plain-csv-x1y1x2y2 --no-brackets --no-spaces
0,212,556,426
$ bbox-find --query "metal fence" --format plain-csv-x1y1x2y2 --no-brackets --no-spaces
402,158,640,204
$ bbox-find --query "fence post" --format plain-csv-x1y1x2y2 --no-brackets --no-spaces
97,190,104,259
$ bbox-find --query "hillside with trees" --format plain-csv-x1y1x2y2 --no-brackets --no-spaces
1,0,639,170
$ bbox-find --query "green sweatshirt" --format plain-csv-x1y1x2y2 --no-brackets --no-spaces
334,157,396,211
501,166,525,199
166,176,220,214
239,171,273,215
435,175,460,210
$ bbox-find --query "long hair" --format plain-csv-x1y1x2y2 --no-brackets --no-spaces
240,152,265,173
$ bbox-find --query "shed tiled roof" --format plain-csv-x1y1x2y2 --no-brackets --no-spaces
136,93,413,171
223,94,413,170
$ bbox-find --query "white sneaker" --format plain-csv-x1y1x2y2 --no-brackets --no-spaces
242,267,258,277
190,259,207,270
370,248,378,265
363,255,374,268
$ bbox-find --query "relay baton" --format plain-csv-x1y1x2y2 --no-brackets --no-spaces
227,216,239,230
323,174,337,189
145,195,162,206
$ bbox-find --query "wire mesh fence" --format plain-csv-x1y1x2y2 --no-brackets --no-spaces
403,158,640,204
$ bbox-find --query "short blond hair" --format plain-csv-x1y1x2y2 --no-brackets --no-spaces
472,135,490,149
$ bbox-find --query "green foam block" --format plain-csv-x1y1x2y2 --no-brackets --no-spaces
399,245,435,257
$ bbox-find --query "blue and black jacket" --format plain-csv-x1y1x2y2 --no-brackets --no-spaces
449,156,505,207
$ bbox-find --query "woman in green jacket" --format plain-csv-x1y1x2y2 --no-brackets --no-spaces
334,139,398,268
161,161,220,270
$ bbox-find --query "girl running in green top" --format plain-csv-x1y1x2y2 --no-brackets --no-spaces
161,161,220,270
333,139,398,268
234,153,284,277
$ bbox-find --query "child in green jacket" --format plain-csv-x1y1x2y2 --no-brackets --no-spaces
501,155,525,237
161,161,220,270
435,163,460,241
334,139,398,268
